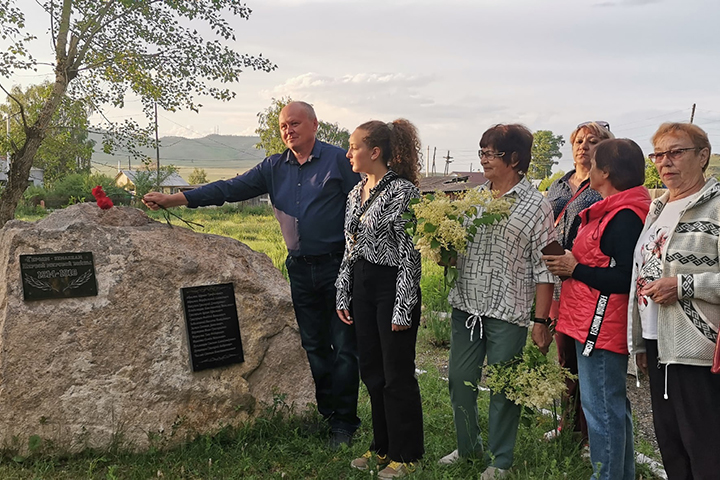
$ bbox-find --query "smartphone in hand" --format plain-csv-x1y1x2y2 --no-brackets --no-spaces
541,240,564,256
541,241,569,280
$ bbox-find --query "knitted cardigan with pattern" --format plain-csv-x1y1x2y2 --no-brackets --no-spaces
628,178,720,366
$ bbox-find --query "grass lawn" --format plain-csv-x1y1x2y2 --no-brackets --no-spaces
1,205,661,479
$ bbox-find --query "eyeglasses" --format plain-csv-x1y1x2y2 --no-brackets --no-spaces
478,149,506,160
577,121,611,131
648,147,698,163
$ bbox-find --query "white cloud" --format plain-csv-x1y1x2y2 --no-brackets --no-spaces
264,72,436,99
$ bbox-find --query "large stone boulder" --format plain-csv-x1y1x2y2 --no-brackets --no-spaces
0,204,314,453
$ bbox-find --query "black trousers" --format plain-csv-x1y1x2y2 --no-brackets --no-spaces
646,339,720,480
352,259,424,462
286,253,360,434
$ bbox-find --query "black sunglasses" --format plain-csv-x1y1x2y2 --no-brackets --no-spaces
577,121,611,131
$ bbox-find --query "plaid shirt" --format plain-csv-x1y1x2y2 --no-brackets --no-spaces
449,177,557,330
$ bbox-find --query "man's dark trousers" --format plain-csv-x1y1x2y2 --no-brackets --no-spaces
286,253,360,435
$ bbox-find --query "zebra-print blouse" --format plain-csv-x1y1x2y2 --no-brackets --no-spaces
335,170,421,326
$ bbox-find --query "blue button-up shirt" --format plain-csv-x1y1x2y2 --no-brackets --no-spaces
183,140,361,257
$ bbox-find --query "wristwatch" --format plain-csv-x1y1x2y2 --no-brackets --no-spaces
533,317,550,326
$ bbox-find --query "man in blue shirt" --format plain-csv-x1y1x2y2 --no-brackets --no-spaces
143,101,361,447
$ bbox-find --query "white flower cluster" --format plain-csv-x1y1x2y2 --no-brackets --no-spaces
407,189,512,264
484,344,576,411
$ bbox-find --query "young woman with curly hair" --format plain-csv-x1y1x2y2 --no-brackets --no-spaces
336,119,424,478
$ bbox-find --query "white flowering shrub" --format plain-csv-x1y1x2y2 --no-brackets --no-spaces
483,344,576,411
403,189,512,285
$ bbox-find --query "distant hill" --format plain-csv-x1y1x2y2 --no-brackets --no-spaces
90,133,266,173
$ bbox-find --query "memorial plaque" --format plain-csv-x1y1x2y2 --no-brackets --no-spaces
181,283,244,372
20,252,98,301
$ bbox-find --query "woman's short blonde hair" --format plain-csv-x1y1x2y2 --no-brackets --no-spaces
570,122,615,144
651,122,712,172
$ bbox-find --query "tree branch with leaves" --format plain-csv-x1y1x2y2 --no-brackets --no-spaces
0,0,275,226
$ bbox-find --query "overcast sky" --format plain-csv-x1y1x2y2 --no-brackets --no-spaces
5,0,720,173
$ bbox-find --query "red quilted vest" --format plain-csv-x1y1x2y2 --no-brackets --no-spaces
557,186,650,355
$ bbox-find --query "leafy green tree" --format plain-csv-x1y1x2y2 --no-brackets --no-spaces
255,97,292,156
188,168,208,185
255,97,351,156
644,158,663,189
317,121,350,150
530,131,565,180
537,170,565,192
0,0,275,226
0,81,94,188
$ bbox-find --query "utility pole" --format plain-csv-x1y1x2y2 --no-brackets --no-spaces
690,103,696,124
426,145,430,177
431,147,437,176
154,102,161,190
443,150,453,176
4,113,10,174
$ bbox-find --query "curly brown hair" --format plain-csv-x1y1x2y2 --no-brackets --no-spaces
357,118,422,186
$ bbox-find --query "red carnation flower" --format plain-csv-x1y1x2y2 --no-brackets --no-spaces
92,185,113,209
92,185,107,199
97,196,114,210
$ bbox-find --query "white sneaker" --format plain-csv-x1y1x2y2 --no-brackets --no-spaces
438,449,460,465
581,445,590,459
480,466,509,479
543,426,561,441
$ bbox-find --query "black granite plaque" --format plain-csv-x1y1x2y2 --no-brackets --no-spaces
181,283,244,372
20,252,98,301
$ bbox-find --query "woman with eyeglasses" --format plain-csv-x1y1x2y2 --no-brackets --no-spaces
544,138,650,480
543,122,614,445
628,123,720,479
439,124,556,480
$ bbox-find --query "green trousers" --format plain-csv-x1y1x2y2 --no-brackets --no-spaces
448,308,527,469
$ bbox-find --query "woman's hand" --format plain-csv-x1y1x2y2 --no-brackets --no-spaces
337,309,353,325
640,277,678,305
542,250,578,278
392,323,411,332
636,353,648,376
532,323,552,355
